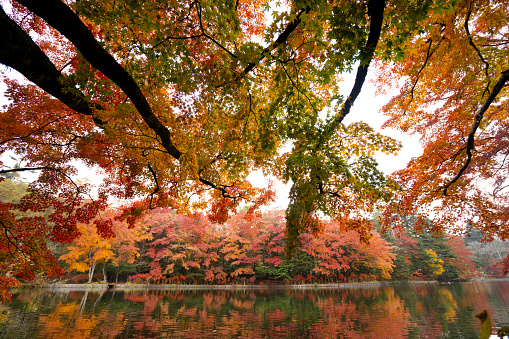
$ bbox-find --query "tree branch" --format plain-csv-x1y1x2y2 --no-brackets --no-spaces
0,166,83,193
0,5,104,126
403,38,434,115
151,33,205,49
153,1,239,60
317,0,386,145
464,7,491,97
195,2,238,59
337,0,385,121
0,166,55,174
0,113,80,146
443,69,509,195
234,7,311,82
14,0,182,159
279,58,318,115
146,163,160,209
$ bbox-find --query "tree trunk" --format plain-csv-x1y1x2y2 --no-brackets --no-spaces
102,262,108,283
88,258,97,283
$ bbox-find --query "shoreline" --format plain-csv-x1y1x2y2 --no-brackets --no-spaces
34,278,508,292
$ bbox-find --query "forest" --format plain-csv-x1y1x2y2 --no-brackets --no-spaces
1,0,509,300
58,207,503,285
3,178,507,286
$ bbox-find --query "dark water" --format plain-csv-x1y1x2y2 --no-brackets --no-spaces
0,281,508,338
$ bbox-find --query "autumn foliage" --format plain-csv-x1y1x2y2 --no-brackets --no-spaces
55,208,478,285
1,0,508,297
377,0,509,265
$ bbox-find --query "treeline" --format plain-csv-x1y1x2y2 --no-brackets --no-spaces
58,208,489,284
1,179,505,285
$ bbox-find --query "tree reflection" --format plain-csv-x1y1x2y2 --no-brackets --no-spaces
1,282,508,338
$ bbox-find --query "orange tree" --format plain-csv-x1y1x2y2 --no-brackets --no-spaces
59,220,115,283
0,0,507,296
377,0,509,267
59,210,151,283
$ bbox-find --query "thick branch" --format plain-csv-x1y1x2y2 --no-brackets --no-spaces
0,5,104,126
317,0,386,145
15,0,182,159
338,0,385,120
443,69,509,195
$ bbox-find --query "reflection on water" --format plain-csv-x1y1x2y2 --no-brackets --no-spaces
0,281,508,338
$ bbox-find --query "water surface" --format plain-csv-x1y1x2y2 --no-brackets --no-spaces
1,281,508,338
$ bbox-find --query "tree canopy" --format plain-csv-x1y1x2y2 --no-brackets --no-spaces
0,0,508,298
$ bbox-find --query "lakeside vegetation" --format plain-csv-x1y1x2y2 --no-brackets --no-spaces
2,178,507,290
3,178,508,288
56,208,506,286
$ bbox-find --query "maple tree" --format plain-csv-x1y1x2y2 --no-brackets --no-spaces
59,220,115,283
59,210,150,283
446,236,476,279
0,0,506,294
377,0,509,267
0,178,63,301
302,219,395,282
142,208,222,283
120,209,398,284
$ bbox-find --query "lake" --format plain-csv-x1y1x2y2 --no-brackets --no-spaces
0,280,508,338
